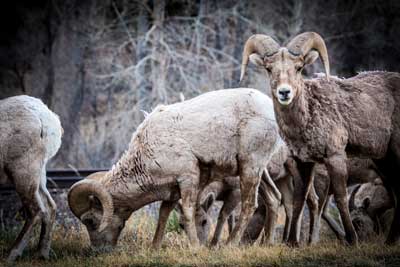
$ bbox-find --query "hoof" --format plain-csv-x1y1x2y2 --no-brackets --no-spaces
286,240,300,247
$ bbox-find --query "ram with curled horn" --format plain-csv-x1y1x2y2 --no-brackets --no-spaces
68,88,282,250
240,31,400,246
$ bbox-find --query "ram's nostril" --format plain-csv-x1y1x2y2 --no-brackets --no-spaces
278,89,290,96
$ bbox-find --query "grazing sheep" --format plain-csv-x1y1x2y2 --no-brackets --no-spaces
349,180,393,241
190,156,378,246
68,88,281,249
0,95,62,262
240,31,400,245
183,169,283,246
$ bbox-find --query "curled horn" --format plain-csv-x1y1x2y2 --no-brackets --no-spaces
68,177,114,232
240,34,280,82
349,184,362,211
286,32,330,80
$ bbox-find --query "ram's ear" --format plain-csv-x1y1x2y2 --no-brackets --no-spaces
201,194,215,213
304,50,319,65
249,53,264,66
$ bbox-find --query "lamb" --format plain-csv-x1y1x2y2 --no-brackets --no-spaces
67,88,281,249
0,95,62,262
239,31,400,245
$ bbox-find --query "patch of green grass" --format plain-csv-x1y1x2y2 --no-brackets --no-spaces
1,215,400,267
166,210,182,234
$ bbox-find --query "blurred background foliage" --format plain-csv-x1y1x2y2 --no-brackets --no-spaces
0,0,399,168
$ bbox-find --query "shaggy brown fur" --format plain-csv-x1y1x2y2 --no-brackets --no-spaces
0,95,62,262
241,32,400,245
275,72,400,245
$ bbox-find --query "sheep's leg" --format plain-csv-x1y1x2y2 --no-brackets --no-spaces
279,176,293,242
227,214,235,234
7,165,45,262
325,154,358,245
322,196,346,241
307,184,322,244
178,176,200,246
241,206,265,245
282,201,293,243
286,158,315,246
262,189,279,245
210,190,240,246
227,166,260,245
152,201,177,249
37,170,57,259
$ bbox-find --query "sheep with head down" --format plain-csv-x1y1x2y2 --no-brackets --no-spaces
0,95,62,262
188,151,378,246
240,31,400,246
68,88,281,249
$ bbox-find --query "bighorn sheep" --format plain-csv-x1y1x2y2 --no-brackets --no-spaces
349,180,393,240
183,168,284,246
68,88,281,249
190,155,378,245
240,31,400,245
0,95,62,262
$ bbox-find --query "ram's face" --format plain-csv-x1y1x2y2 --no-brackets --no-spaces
194,207,212,245
178,205,212,245
263,48,316,106
81,208,126,250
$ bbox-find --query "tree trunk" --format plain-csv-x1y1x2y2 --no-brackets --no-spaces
136,0,151,113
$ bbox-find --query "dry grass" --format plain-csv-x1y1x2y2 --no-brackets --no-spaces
1,212,400,267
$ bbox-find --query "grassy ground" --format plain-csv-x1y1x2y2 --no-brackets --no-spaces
1,211,400,267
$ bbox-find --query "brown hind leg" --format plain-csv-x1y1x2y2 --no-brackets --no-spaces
211,189,240,246
322,196,346,241
227,165,260,245
178,174,201,246
325,154,358,245
152,201,178,249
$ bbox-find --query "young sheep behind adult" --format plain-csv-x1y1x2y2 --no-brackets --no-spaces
0,95,62,262
68,88,281,249
240,31,400,245
189,153,378,246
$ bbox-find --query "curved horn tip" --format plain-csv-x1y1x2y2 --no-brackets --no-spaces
98,222,109,232
239,65,246,82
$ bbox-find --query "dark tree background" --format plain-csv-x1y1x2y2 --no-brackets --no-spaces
1,0,399,169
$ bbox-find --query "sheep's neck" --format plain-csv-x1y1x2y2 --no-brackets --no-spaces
274,83,311,143
101,150,162,211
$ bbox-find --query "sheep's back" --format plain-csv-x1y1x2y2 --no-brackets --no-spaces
0,96,62,165
133,88,279,175
305,72,397,159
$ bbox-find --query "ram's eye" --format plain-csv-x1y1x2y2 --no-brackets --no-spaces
265,67,272,73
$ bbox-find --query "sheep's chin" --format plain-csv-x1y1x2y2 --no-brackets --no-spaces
277,98,293,106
